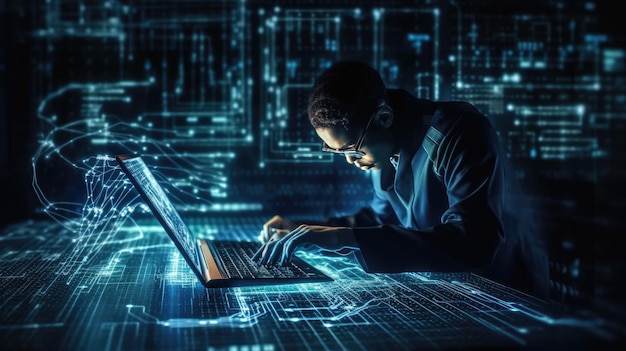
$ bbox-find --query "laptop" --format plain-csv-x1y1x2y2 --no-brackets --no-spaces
115,154,333,288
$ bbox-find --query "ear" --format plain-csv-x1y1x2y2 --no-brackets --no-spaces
375,105,394,128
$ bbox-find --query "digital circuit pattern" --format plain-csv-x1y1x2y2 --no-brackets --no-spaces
22,0,624,219
257,5,442,164
1,217,623,350
3,1,625,349
31,81,260,222
448,0,623,172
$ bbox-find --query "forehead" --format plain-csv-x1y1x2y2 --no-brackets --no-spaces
315,126,356,149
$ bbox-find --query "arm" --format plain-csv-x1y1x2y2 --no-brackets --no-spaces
258,174,398,242
254,171,396,264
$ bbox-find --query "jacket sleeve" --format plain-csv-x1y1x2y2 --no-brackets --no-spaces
352,113,506,273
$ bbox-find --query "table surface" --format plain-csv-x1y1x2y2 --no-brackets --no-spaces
1,216,624,350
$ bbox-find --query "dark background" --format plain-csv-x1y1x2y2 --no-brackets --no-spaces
1,0,625,319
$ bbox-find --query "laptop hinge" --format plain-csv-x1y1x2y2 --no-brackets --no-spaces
197,239,225,281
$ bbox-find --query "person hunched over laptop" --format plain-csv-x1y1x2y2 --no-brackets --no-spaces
116,154,332,288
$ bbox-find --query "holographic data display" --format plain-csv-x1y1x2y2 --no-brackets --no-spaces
1,218,622,350
1,0,625,349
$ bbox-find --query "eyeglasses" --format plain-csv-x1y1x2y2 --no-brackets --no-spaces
321,106,378,159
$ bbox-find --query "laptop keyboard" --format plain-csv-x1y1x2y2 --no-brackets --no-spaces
210,241,326,280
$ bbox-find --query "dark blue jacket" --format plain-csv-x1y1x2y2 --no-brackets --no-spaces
328,90,549,299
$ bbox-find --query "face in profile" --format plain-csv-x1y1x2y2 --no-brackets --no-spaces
315,124,394,171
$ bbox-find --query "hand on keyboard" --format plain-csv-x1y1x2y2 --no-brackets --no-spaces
252,224,359,266
257,215,297,243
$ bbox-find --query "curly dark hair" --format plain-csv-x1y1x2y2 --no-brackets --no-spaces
308,61,386,130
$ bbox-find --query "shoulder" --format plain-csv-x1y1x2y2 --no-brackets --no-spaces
429,102,497,143
423,102,501,170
